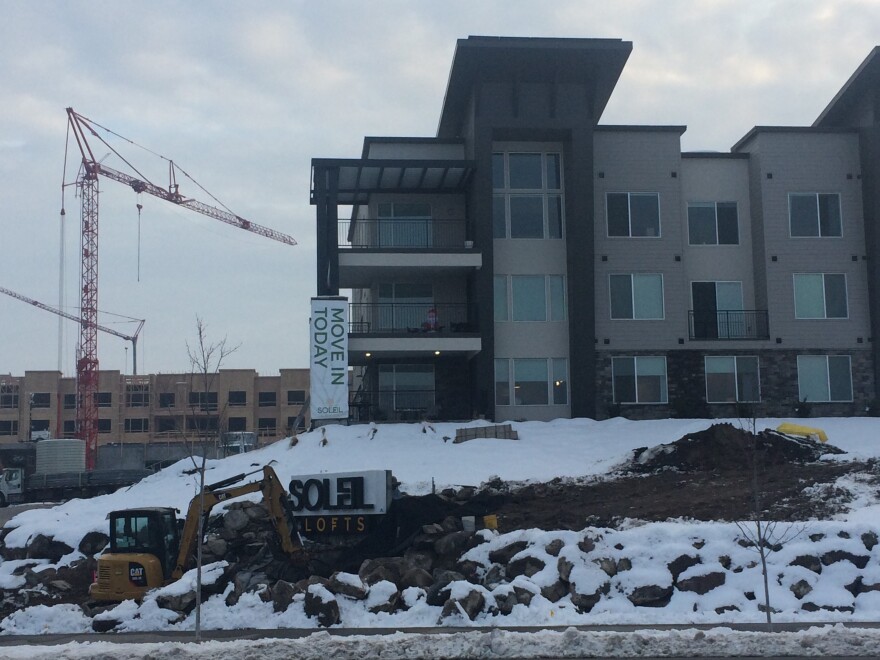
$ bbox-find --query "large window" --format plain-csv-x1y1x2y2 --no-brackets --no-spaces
610,274,664,320
378,281,433,330
688,202,738,245
31,393,51,409
612,356,668,404
228,391,247,407
63,393,76,410
691,281,744,339
495,275,566,322
705,356,760,403
789,193,841,237
0,384,19,409
97,419,112,434
125,384,150,408
189,391,218,411
794,274,847,319
228,417,247,432
158,392,175,408
379,364,434,412
607,193,660,237
124,418,149,433
258,391,277,408
258,418,277,435
492,151,563,239
287,390,306,405
494,358,568,406
0,420,18,436
377,202,432,247
797,355,852,402
94,392,112,408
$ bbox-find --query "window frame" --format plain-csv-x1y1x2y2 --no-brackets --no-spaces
228,390,247,407
704,356,761,403
797,355,853,403
687,201,739,246
492,150,564,240
611,356,669,404
495,275,567,322
287,389,306,405
788,192,843,238
793,273,848,320
258,391,277,408
0,384,20,409
606,192,661,238
494,357,569,407
124,418,149,433
609,273,665,320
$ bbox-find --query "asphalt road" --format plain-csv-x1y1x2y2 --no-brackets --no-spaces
0,501,55,527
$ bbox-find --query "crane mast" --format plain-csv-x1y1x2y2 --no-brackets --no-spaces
64,108,296,469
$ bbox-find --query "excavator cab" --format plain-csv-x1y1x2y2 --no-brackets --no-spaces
90,507,181,601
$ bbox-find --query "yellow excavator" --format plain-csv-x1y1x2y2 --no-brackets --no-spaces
90,464,306,602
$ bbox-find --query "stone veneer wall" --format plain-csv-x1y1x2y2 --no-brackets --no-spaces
595,349,876,420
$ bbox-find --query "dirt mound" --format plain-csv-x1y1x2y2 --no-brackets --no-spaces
628,423,845,474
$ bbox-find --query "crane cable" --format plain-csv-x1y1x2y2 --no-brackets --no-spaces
136,196,143,283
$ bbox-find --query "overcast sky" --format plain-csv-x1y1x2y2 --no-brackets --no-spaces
1,0,878,378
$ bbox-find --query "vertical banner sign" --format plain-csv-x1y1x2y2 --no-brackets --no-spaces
310,297,349,420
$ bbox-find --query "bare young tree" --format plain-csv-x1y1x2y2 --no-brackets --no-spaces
735,412,805,631
184,316,239,641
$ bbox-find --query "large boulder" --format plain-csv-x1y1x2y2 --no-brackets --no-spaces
667,554,701,583
271,579,300,613
506,555,546,579
489,541,528,565
329,571,367,600
78,532,109,557
676,571,725,595
628,584,674,607
304,584,340,627
439,587,485,622
366,580,400,614
26,534,74,563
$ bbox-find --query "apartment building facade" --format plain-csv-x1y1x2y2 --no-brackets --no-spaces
0,369,310,444
311,37,880,421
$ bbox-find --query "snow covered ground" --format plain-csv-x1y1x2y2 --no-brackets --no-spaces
1,417,879,657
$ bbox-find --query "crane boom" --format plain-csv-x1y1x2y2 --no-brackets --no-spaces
63,107,296,469
0,286,145,373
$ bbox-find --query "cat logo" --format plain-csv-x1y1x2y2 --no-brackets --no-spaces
128,562,147,587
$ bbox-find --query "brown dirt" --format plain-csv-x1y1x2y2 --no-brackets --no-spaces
489,424,877,532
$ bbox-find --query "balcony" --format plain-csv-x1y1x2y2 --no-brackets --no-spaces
347,302,481,363
350,389,436,422
688,310,770,340
340,219,469,250
336,219,481,289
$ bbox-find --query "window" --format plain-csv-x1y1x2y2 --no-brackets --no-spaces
156,418,176,433
797,355,852,402
379,365,434,411
492,151,563,239
287,389,306,405
378,281,433,330
607,193,660,237
63,393,76,410
94,392,112,408
258,391,277,408
30,419,50,432
495,275,566,322
125,384,150,408
188,391,218,411
158,392,175,408
610,274,664,320
794,274,847,319
0,420,18,436
688,202,738,245
228,391,247,407
63,420,76,435
287,416,306,432
124,418,149,433
612,356,668,404
705,356,760,403
0,384,19,409
31,393,51,409
258,417,277,435
97,419,112,434
789,193,841,237
377,202,432,247
228,417,247,432
187,416,218,433
494,358,568,406
691,281,744,339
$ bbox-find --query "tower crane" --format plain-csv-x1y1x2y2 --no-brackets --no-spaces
0,286,145,374
64,108,297,469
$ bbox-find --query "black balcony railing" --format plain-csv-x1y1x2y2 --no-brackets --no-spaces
349,302,476,334
350,389,436,422
339,219,468,249
688,310,770,340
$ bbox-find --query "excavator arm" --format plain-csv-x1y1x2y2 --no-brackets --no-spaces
172,465,305,579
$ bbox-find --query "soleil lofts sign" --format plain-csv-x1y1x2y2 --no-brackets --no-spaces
310,296,349,420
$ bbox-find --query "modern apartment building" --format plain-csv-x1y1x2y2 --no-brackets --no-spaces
0,369,310,444
312,36,880,422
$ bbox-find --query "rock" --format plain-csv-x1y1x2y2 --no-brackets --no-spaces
26,534,74,563
513,585,536,606
47,579,72,592
677,571,725,595
578,536,597,554
157,590,197,614
432,568,465,584
628,584,673,607
222,508,251,533
425,570,463,606
233,571,268,596
454,486,477,501
359,557,408,586
78,531,109,556
594,557,617,577
790,554,822,574
545,539,564,557
403,548,436,573
204,537,229,559
421,523,445,535
495,589,519,615
488,541,528,565
271,579,299,613
243,502,270,521
617,557,632,572
557,556,574,582
482,564,505,588
304,584,340,627
440,516,460,532
570,583,608,613
541,580,567,603
329,572,367,600
715,605,740,614
506,555,546,579
821,550,869,569
91,618,120,633
668,554,701,583
718,555,732,570
845,577,863,598
788,579,812,599
439,588,485,622
434,531,473,558
455,559,481,582
862,531,878,551
367,581,400,614
401,568,433,590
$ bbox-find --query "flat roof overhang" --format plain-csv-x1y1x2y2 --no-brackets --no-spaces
311,158,476,205
348,335,481,365
339,252,482,288
437,36,633,137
